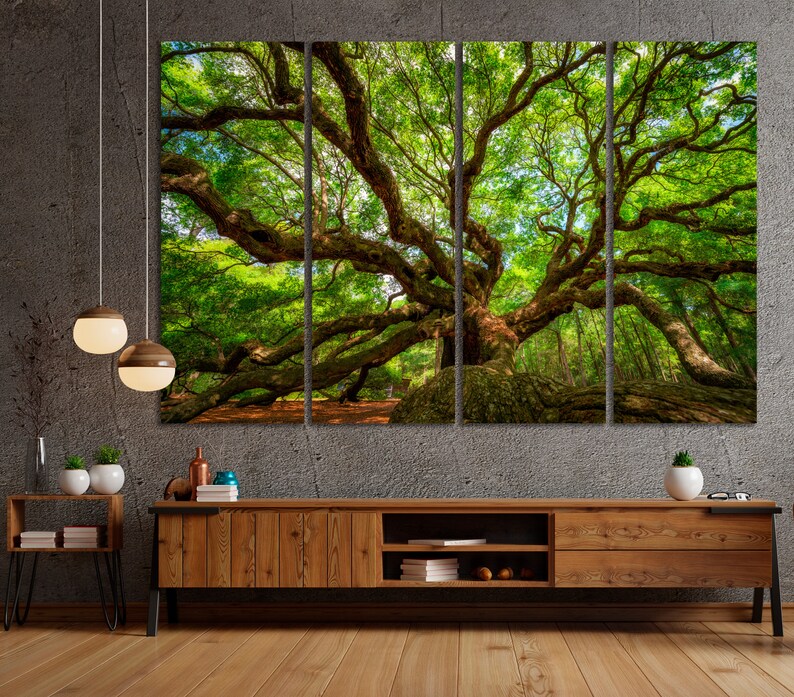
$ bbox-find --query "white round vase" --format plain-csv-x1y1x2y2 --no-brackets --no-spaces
58,469,90,496
90,464,125,494
664,466,703,501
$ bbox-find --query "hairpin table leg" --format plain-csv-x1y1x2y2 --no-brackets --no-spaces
3,553,38,631
15,553,38,626
3,554,24,631
93,552,118,631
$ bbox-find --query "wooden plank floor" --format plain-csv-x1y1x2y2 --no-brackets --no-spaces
1,621,791,696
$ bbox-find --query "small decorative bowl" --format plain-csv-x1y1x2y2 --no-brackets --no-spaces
213,470,239,491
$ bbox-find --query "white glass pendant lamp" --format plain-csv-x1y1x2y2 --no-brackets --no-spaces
73,306,128,354
73,0,128,354
117,0,176,392
119,339,176,391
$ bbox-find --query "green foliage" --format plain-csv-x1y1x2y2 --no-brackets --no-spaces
64,455,86,470
94,446,122,464
672,450,695,467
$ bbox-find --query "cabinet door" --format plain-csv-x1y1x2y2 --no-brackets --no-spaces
231,511,256,587
279,512,304,587
255,512,279,587
351,512,382,587
157,514,183,587
182,515,207,587
207,511,232,588
304,511,329,588
328,511,353,588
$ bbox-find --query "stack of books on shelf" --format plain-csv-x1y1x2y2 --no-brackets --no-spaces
196,484,238,502
400,557,459,582
407,538,487,546
62,525,107,549
19,531,62,548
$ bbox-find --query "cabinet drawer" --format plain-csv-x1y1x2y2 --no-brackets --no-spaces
555,550,772,588
554,510,772,550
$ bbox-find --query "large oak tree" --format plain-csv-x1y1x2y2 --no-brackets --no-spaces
160,41,756,423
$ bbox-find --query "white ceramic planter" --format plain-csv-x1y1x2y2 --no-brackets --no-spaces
90,464,125,494
664,466,703,501
58,469,90,496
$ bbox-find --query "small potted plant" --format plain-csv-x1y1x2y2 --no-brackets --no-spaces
664,450,704,501
58,455,90,495
90,445,125,494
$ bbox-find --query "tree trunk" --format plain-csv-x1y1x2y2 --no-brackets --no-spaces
616,311,647,378
339,364,371,403
234,391,278,408
627,311,658,379
640,318,667,381
440,336,456,369
462,307,519,373
573,310,587,386
390,366,755,424
554,326,574,385
672,292,711,355
589,310,614,380
707,295,757,383
617,283,752,389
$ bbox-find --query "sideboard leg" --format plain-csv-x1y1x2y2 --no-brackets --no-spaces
146,517,160,637
166,589,178,624
770,517,783,637
751,587,764,623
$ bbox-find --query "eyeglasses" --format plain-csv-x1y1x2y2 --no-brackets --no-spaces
707,492,752,501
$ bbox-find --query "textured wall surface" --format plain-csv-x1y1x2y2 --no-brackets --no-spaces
1,0,791,605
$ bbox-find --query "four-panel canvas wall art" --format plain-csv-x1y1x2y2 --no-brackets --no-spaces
159,41,757,425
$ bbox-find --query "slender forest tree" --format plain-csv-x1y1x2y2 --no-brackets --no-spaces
160,41,756,424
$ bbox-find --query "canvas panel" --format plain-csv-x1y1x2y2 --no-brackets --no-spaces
159,41,307,424
460,42,607,423
612,42,757,423
310,41,457,425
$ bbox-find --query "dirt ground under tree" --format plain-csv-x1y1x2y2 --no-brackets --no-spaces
187,399,398,424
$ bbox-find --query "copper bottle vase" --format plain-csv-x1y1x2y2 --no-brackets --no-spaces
189,447,210,500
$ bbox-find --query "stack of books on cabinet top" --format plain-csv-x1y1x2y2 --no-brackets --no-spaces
19,531,62,548
196,485,238,502
62,525,107,548
400,558,459,582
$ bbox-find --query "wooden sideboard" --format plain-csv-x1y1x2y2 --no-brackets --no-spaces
147,498,782,636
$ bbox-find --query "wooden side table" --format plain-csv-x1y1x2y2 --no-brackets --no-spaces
4,494,126,631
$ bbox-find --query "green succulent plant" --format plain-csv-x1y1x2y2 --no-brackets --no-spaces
64,455,86,470
672,450,695,467
94,445,122,464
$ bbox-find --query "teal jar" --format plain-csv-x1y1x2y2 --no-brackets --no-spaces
213,470,239,492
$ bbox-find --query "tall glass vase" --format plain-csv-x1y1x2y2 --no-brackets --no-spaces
25,437,48,493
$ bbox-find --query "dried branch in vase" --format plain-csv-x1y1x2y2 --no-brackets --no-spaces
10,301,67,438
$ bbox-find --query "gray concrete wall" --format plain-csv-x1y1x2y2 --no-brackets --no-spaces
1,0,791,605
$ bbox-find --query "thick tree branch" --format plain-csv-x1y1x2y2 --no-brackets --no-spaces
161,152,454,309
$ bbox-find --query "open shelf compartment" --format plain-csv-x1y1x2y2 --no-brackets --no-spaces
381,512,550,585
382,550,550,585
382,512,549,546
